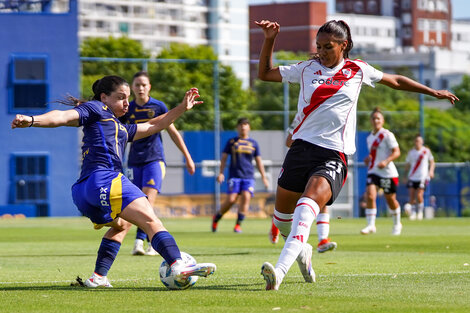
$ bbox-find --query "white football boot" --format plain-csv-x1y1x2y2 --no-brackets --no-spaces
361,225,377,235
317,238,337,253
84,273,113,288
171,260,216,283
145,244,159,256
392,223,402,236
296,243,315,283
261,262,282,290
132,239,145,255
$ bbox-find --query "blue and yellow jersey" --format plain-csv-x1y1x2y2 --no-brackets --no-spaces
223,137,260,179
74,100,137,181
120,97,168,166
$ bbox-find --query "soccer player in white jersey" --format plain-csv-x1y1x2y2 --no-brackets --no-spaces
404,134,435,220
361,108,402,236
269,120,337,254
255,19,458,290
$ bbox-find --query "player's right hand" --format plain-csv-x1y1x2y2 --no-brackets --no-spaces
11,114,33,129
181,88,203,111
254,20,280,39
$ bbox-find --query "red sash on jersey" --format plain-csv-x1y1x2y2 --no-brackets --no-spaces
369,131,385,170
293,61,361,134
410,149,427,177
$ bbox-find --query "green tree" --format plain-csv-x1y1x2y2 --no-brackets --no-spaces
452,74,470,111
148,43,258,130
80,36,150,99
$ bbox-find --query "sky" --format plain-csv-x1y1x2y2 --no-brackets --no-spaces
248,0,470,20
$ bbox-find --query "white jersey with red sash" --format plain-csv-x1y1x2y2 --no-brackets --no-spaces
406,147,434,181
366,128,399,178
279,58,383,155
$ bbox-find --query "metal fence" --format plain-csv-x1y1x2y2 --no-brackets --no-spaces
81,57,470,218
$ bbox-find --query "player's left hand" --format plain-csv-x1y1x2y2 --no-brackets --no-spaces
433,90,459,104
11,114,33,129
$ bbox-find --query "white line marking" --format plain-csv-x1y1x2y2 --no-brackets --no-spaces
0,271,468,285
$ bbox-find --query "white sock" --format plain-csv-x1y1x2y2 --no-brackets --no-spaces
316,213,330,242
417,203,424,215
411,204,417,215
273,209,293,240
391,207,401,225
275,197,319,277
365,208,377,226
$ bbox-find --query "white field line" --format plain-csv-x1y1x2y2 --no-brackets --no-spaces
0,270,468,285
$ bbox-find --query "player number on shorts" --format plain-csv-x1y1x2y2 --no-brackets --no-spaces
380,178,391,190
325,161,342,180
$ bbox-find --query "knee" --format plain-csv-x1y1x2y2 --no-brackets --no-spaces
115,219,133,232
366,193,375,203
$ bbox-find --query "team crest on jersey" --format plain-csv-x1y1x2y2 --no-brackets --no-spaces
147,111,155,118
342,68,352,78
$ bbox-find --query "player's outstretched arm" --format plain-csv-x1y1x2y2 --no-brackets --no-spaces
134,88,202,141
11,110,80,129
379,73,459,104
255,20,282,82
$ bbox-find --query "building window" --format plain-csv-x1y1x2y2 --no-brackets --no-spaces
9,54,49,114
119,22,129,33
170,25,178,36
402,0,411,10
367,1,378,13
354,1,364,13
10,153,49,216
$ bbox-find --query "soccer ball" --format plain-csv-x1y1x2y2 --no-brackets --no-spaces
159,252,199,290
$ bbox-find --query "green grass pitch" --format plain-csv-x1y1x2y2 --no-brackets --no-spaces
1,216,469,313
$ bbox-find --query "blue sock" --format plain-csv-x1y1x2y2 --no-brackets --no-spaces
151,231,181,265
236,213,245,225
136,228,147,241
94,238,121,276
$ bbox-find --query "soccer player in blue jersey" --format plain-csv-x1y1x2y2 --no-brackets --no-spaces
212,118,269,233
11,75,216,288
120,71,195,256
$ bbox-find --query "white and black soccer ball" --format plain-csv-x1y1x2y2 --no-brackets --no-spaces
159,252,198,290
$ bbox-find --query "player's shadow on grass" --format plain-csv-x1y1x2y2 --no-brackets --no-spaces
0,284,266,292
0,254,97,258
189,252,251,257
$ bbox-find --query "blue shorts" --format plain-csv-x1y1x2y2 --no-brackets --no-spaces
227,178,255,196
127,161,166,192
72,170,146,229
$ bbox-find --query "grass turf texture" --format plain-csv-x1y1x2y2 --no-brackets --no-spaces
0,217,469,313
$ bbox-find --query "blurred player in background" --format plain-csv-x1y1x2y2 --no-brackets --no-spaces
269,119,337,254
361,107,402,236
212,117,269,233
404,134,435,220
120,71,195,256
11,76,215,288
255,19,458,290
